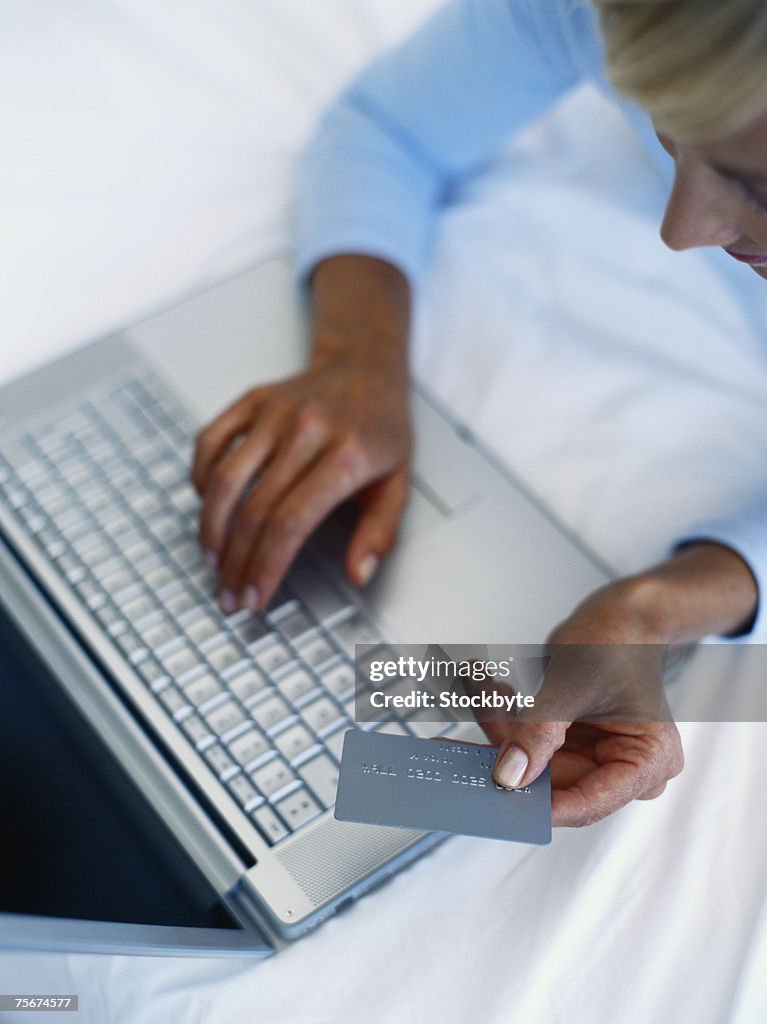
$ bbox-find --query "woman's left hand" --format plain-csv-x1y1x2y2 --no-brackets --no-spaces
481,577,686,827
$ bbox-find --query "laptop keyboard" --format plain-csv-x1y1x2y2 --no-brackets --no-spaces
0,372,453,848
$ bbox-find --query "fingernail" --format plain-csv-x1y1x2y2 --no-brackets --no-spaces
242,585,260,612
358,554,379,587
218,588,239,614
204,549,218,569
495,745,529,789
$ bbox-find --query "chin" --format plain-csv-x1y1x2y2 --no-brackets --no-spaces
752,265,767,281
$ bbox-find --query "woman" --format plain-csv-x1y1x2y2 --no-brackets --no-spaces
191,0,767,826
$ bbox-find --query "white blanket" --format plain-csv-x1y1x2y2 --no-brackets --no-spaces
2,3,766,1022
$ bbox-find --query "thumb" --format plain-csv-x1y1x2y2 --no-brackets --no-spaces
492,720,570,790
345,467,409,587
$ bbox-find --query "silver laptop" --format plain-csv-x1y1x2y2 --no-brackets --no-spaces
0,256,610,956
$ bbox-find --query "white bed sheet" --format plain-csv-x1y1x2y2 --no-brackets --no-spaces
2,3,767,1023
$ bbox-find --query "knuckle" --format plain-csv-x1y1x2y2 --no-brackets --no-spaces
334,435,367,483
293,402,329,443
268,508,309,542
209,466,240,497
580,806,607,827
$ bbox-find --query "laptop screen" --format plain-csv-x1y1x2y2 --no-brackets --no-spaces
0,598,272,956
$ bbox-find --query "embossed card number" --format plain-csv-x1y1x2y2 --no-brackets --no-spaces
335,730,551,845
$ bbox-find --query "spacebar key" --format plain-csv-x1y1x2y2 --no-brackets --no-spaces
287,556,350,623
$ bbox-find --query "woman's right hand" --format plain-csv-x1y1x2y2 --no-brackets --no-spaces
191,255,413,614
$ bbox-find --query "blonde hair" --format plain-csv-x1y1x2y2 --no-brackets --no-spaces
591,0,767,142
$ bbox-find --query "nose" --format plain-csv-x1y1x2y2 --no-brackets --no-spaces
660,160,742,251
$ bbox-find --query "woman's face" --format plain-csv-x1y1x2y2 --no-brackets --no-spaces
657,106,767,280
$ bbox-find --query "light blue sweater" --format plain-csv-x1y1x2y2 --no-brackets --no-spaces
296,0,766,637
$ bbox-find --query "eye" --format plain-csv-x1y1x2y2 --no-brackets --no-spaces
723,174,767,215
738,182,767,216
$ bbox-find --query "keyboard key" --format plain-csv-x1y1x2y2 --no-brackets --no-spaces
144,563,176,592
167,537,200,569
227,772,261,810
122,593,160,624
275,788,321,831
251,694,293,734
274,608,314,641
183,672,223,708
121,537,156,566
114,630,145,658
319,660,355,699
169,482,199,515
73,574,102,604
149,512,183,544
16,458,46,486
274,723,316,763
252,638,293,676
251,758,296,799
251,805,289,845
232,616,270,647
180,713,212,746
299,753,339,809
160,643,200,679
18,506,46,534
296,634,336,670
156,683,190,718
228,728,271,768
4,484,28,510
136,658,167,685
203,743,237,780
205,699,246,738
206,639,244,674
163,586,201,620
227,667,267,705
100,567,137,597
277,667,316,705
188,564,216,592
301,696,343,735
184,613,220,647
138,616,178,651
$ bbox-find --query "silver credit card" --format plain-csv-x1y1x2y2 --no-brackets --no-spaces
334,730,551,845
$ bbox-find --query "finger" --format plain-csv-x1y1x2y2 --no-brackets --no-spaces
235,442,368,610
192,390,265,493
551,758,654,826
217,418,333,603
344,467,410,587
198,407,284,557
551,726,680,826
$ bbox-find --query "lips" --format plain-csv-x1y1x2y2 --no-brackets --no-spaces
724,249,767,265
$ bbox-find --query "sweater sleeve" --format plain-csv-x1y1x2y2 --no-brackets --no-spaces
295,0,595,285
674,495,767,638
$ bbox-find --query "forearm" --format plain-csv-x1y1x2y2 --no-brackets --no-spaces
616,542,759,643
308,255,411,381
